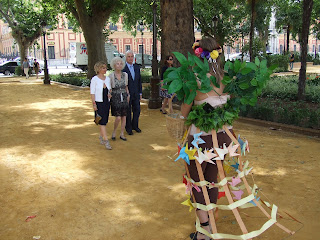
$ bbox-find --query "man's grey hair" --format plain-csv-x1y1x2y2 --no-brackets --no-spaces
125,50,134,58
110,57,125,70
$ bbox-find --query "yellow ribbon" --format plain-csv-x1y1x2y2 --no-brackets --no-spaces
196,205,278,239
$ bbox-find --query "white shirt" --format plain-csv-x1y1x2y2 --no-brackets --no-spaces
90,75,111,102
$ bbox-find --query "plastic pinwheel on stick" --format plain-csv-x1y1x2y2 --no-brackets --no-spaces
165,52,298,239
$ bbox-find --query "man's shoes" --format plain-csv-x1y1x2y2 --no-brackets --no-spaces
133,128,141,133
127,131,133,135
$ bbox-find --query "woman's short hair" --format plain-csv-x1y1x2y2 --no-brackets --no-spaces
94,61,107,74
110,57,125,70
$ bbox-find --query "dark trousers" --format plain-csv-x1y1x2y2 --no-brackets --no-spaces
126,95,140,132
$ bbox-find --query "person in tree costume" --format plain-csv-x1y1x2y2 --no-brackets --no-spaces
163,37,296,240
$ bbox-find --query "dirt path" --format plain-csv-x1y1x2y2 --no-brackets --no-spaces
0,76,319,240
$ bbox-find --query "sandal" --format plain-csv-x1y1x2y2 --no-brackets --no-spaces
104,140,112,150
99,136,104,145
160,109,168,114
189,221,209,240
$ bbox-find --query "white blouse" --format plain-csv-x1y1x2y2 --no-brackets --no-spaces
90,75,111,102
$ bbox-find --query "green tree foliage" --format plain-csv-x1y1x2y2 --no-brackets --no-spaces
47,0,124,78
254,0,273,54
110,0,160,37
274,0,302,49
193,0,248,47
0,0,58,64
311,0,320,39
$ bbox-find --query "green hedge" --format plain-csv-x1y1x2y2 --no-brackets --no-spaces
265,54,289,72
142,85,151,99
140,68,152,83
262,75,320,103
240,98,320,129
50,72,89,86
15,66,32,76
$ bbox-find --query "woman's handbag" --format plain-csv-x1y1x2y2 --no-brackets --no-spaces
94,111,102,125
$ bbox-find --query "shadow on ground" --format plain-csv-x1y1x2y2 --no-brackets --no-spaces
0,77,319,240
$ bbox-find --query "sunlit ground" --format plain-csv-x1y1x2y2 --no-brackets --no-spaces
0,77,319,240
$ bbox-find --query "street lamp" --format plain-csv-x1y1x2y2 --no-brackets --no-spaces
42,27,50,84
148,1,162,109
283,26,287,55
139,21,145,68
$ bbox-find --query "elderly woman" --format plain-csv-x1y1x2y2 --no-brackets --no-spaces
90,61,112,150
109,57,130,141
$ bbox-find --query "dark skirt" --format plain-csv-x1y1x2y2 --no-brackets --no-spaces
95,87,110,125
111,92,128,117
186,130,234,205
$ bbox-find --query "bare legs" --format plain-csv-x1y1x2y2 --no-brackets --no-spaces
161,97,173,113
99,125,108,141
196,210,211,239
112,116,126,138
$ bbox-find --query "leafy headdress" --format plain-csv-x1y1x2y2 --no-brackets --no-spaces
163,38,275,132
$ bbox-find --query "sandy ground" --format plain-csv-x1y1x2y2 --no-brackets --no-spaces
0,76,319,240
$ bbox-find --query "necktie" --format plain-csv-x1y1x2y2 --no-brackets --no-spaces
130,65,135,80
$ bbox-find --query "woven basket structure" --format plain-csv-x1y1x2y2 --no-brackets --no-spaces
166,113,188,140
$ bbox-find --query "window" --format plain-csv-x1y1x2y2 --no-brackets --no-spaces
313,45,315,52
227,46,231,54
125,45,131,51
48,46,55,59
236,44,240,53
67,21,73,29
294,45,297,52
109,23,118,31
139,45,144,54
280,45,283,54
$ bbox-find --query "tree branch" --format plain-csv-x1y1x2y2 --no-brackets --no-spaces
0,6,14,27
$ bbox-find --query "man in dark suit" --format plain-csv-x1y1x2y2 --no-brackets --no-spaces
122,50,142,135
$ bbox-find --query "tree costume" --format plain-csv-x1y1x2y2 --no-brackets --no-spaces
164,47,298,239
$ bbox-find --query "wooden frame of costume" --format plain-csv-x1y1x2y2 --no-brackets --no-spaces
180,125,295,240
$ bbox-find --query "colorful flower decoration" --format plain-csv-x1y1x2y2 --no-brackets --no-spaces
210,50,219,60
192,42,200,49
194,47,203,57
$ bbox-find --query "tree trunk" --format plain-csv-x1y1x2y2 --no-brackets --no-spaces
72,0,114,79
259,25,269,55
160,0,194,66
298,0,313,100
82,23,107,79
17,41,28,66
249,0,256,62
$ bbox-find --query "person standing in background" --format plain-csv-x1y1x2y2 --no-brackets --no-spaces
160,55,174,114
33,59,40,79
22,58,30,79
289,52,295,71
122,50,142,135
